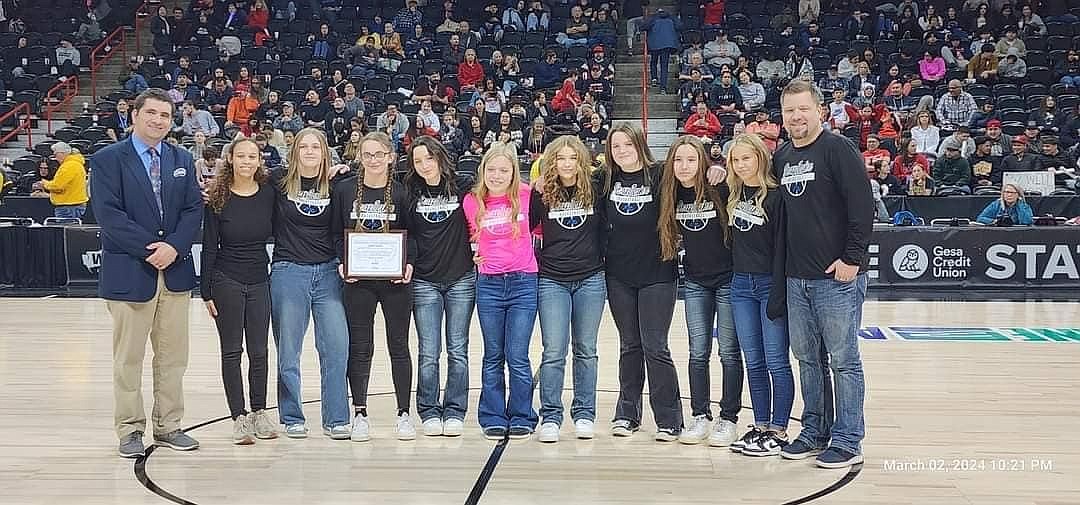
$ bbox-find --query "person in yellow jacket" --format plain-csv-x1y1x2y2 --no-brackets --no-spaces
34,141,89,219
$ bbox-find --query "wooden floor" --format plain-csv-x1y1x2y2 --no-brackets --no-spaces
1,298,1078,505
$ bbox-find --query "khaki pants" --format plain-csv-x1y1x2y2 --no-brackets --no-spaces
107,272,191,439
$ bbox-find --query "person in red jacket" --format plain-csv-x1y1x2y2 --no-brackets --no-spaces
891,137,930,186
248,0,271,46
703,0,725,28
457,48,485,93
552,70,582,114
684,102,721,139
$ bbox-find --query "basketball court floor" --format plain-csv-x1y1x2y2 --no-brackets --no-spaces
0,297,1077,505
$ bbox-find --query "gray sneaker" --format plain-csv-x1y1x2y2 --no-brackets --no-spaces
251,410,279,440
118,431,145,458
233,414,255,445
154,430,200,451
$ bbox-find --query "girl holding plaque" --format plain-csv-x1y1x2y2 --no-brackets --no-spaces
330,132,418,442
725,133,793,457
463,142,540,440
405,136,477,438
656,136,743,447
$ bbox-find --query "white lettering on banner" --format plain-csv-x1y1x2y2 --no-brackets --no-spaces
1003,171,1055,197
986,244,1080,280
892,244,972,279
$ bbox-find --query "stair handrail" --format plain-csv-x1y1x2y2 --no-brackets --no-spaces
90,1,152,102
641,36,649,137
0,102,34,150
44,77,80,135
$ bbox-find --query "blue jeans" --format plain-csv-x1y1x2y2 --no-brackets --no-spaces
476,272,539,430
413,270,476,422
537,272,606,426
54,205,86,220
270,260,350,428
786,274,868,454
731,273,794,430
649,48,673,91
1061,76,1080,88
682,279,741,422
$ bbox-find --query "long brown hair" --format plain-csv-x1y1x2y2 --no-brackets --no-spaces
724,133,777,226
658,136,726,261
281,127,333,198
471,142,523,239
355,132,396,232
406,135,456,196
207,137,268,213
540,135,594,210
602,122,656,193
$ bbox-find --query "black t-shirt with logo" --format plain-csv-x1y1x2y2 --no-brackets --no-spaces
730,185,788,319
330,175,417,265
772,132,874,279
604,165,676,287
407,178,475,285
529,178,606,283
676,184,732,288
272,173,337,265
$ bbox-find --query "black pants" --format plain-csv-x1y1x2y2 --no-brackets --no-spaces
606,275,683,431
344,281,413,412
211,272,271,419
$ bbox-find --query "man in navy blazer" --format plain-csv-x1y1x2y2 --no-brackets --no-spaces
90,88,204,458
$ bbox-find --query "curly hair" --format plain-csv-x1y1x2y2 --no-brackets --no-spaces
540,135,594,210
207,137,268,214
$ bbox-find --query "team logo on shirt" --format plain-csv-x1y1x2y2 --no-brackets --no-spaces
780,159,815,197
548,200,594,230
290,190,330,217
732,200,766,232
351,201,398,231
415,194,460,224
675,200,717,232
609,182,652,216
479,207,525,236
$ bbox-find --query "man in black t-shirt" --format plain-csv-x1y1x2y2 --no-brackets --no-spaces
773,79,871,470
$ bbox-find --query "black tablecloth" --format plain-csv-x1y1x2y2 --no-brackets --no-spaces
0,226,67,288
0,196,97,224
884,195,1080,221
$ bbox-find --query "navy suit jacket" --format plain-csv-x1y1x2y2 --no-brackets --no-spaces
90,137,203,302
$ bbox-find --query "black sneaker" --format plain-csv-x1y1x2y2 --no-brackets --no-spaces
483,426,508,440
781,438,825,460
741,431,789,457
508,426,533,439
654,427,680,442
815,447,864,468
729,426,765,453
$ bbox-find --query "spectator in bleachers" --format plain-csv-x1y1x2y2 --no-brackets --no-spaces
194,146,221,187
786,50,815,83
837,51,860,80
679,51,713,83
969,100,998,129
256,90,283,123
552,70,582,114
771,5,798,31
346,38,379,79
413,72,455,114
9,36,29,76
850,104,883,149
171,56,195,84
862,134,892,175
711,71,743,117
590,7,617,49
484,111,523,149
1038,136,1077,183
393,0,422,35
234,66,253,93
997,50,1027,84
557,5,590,48
919,50,946,87
530,90,553,124
873,159,901,197
151,6,174,56
737,70,766,113
910,110,941,158
684,102,721,140
357,24,381,49
272,101,302,133
905,162,935,196
969,135,1004,187
799,21,825,52
104,99,133,142
435,3,460,34
582,45,615,80
205,78,233,115
33,142,88,219
845,7,875,42
340,130,362,163
406,24,434,60
994,26,1025,58
1058,103,1080,148
942,35,970,73
877,110,902,149
1001,135,1039,172
1056,49,1080,89
642,7,680,94
307,67,330,98
458,48,485,93
984,119,1011,156
205,67,233,90
503,1,526,32
121,59,150,94
756,50,786,91
414,100,441,136
799,0,821,25
178,100,220,137
826,88,857,130
247,1,270,36
937,126,976,159
168,74,203,105
851,82,877,109
892,137,930,184
580,92,608,123
404,115,437,151
523,116,549,161
703,30,740,74
54,38,81,77
935,79,977,130
527,0,551,33
745,108,780,152
76,12,105,44
533,50,563,90
226,87,261,138
968,43,999,84
1021,122,1044,154
847,62,878,98
474,77,506,117
255,132,282,169
918,4,942,33
457,21,481,50
581,65,613,104
380,22,405,68
480,16,505,43
1017,4,1046,37
299,89,329,130
579,111,608,152
440,111,467,158
975,183,1034,225
328,69,348,99
377,103,410,151
895,5,920,39
1029,96,1058,132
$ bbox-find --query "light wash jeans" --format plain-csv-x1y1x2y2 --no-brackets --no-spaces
413,270,476,422
537,271,606,426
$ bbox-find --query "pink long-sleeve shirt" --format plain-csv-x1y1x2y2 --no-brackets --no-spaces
462,183,538,275
920,57,946,81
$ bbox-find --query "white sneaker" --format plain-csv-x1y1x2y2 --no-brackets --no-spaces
708,419,739,447
350,413,371,442
422,418,444,436
537,422,560,443
679,415,711,445
284,423,308,439
323,424,350,440
396,412,416,440
442,418,464,437
232,414,255,445
574,419,595,439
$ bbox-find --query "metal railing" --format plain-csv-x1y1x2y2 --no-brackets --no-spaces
44,77,80,135
89,1,152,101
641,37,649,137
0,102,34,150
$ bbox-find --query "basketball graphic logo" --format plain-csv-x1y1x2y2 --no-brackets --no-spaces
548,201,593,230
609,182,652,216
415,194,459,224
291,191,330,217
676,200,716,232
780,160,816,197
480,207,521,236
352,201,398,231
732,200,765,232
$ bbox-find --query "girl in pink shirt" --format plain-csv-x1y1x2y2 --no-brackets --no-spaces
462,142,539,440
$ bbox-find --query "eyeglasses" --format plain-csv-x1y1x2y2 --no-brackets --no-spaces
361,151,390,161
1003,190,1019,195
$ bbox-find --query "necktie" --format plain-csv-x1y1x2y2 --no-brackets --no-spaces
148,146,163,217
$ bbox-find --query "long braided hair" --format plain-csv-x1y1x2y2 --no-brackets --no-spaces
355,131,396,232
